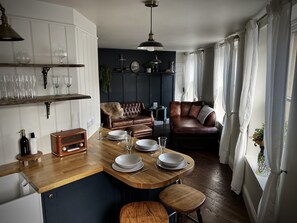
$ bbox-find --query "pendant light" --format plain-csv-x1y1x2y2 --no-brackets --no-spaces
137,0,163,51
0,4,24,41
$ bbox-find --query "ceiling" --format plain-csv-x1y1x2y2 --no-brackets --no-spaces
37,0,267,52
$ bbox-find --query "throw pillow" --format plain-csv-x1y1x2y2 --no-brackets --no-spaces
197,105,214,125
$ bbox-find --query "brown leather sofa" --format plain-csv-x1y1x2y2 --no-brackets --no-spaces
100,102,154,130
170,101,219,149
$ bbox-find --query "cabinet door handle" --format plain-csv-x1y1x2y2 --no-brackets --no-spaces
48,193,54,199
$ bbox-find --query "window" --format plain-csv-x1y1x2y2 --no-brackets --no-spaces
246,25,267,157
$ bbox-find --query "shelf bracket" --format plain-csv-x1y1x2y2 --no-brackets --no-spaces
42,67,51,89
45,102,52,119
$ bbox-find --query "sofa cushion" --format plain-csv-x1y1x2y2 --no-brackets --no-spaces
188,104,202,118
171,117,218,135
180,102,193,117
197,105,214,125
132,116,153,125
112,118,133,128
101,102,124,119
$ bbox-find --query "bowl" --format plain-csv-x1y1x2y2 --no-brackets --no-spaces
136,139,157,150
115,154,142,169
158,153,184,167
108,130,126,139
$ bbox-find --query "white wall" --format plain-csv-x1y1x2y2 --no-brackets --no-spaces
0,0,99,165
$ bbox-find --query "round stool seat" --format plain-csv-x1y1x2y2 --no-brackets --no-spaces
120,201,169,223
159,184,206,214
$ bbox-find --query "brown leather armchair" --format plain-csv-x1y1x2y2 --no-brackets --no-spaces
101,102,154,130
170,101,219,150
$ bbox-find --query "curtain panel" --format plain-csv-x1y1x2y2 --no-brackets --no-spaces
257,0,292,222
231,20,259,194
219,38,235,164
197,50,204,100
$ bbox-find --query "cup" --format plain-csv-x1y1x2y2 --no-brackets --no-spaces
125,134,133,153
158,136,167,154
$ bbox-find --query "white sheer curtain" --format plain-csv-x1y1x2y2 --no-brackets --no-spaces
197,50,204,100
183,53,196,101
219,38,234,164
213,44,225,123
231,20,259,194
257,0,292,222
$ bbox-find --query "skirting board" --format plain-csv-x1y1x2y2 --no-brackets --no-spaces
242,184,257,223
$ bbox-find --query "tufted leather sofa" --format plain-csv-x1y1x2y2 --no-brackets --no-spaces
170,101,219,149
100,102,154,130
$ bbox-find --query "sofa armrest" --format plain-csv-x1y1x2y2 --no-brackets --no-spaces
204,111,216,127
100,109,112,129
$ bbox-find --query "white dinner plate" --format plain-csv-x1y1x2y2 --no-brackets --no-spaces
107,135,125,141
156,159,188,170
112,161,144,172
135,145,159,152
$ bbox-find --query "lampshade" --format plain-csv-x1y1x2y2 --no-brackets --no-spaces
151,55,162,64
0,4,24,41
137,0,163,51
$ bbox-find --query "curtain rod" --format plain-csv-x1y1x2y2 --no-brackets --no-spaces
189,48,204,54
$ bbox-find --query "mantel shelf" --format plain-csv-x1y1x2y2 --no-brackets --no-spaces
0,94,91,119
0,63,85,89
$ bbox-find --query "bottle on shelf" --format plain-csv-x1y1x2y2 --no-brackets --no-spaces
19,129,31,156
30,132,38,155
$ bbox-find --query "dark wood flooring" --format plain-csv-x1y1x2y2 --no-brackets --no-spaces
152,123,250,223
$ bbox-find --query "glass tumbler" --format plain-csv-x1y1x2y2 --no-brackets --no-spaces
158,136,167,154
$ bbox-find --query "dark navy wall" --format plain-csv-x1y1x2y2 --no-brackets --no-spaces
98,48,176,109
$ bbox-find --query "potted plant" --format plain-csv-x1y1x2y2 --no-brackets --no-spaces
251,124,267,175
99,65,112,93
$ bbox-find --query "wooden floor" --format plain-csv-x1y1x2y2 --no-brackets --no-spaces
152,123,250,223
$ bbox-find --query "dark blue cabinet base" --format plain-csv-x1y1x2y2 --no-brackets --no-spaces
42,172,172,223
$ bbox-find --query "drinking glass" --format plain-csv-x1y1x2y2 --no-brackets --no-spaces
158,136,167,154
98,123,104,140
52,76,60,95
54,48,67,64
64,76,72,94
0,74,7,99
125,134,133,154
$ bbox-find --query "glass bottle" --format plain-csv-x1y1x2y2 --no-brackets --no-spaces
19,129,30,156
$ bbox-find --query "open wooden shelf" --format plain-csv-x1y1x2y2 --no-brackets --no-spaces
0,63,85,89
0,63,84,68
0,94,91,118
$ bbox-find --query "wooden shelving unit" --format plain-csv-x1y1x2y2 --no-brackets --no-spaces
0,63,85,89
0,94,91,119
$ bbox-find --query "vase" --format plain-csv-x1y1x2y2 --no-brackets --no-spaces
256,146,268,176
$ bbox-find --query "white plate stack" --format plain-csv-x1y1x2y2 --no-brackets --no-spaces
157,153,188,170
107,130,126,141
135,139,158,152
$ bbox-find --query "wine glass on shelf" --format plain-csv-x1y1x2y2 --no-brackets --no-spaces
52,76,60,95
54,48,67,64
64,76,72,95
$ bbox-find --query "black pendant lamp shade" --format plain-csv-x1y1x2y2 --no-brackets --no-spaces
138,0,163,51
0,4,24,41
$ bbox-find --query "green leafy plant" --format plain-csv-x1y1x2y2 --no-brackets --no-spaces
99,65,112,93
252,124,264,148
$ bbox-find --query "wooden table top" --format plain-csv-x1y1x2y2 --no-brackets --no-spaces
0,128,194,193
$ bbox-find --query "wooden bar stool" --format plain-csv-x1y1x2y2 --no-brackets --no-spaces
159,184,206,223
120,201,169,223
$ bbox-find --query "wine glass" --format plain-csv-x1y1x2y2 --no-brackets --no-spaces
54,48,67,64
52,76,60,95
64,76,72,94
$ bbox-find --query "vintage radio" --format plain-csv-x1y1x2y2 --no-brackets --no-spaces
51,128,87,157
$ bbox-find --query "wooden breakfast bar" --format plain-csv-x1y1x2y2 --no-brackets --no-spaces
0,128,194,222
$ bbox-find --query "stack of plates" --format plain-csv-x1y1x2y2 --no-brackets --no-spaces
112,154,144,172
107,130,126,141
157,153,187,170
135,139,158,152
